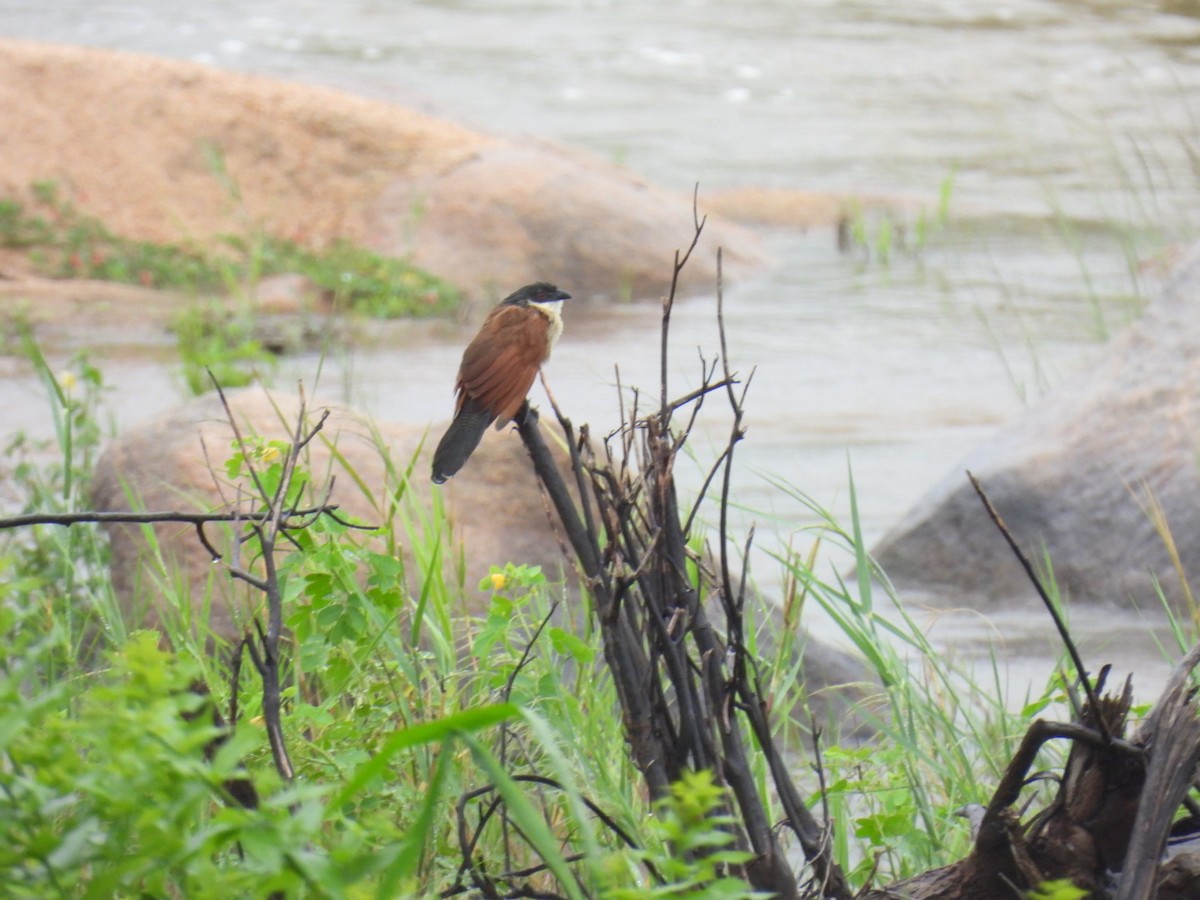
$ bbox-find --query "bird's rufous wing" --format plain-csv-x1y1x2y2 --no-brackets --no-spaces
455,305,550,424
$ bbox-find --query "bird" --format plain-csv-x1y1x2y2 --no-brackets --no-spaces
431,282,571,483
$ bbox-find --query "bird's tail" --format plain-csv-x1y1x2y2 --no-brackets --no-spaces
431,401,493,483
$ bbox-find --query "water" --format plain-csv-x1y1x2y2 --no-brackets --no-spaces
1,0,1198,701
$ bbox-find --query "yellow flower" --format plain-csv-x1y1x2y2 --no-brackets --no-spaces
58,370,77,393
489,572,508,591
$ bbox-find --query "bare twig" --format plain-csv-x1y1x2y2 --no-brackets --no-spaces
205,376,339,784
0,506,352,531
659,184,708,418
967,470,1109,743
447,772,654,898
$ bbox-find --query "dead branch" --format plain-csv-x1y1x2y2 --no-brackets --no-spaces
517,406,674,801
0,506,355,531
1118,641,1200,900
515,203,852,898
211,377,313,783
968,471,1108,742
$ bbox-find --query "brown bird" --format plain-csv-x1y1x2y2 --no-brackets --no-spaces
431,282,571,483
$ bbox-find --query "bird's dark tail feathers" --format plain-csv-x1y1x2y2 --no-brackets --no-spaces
431,401,493,483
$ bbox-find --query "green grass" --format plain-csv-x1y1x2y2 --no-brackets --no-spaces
838,169,955,267
0,181,459,319
172,302,278,395
762,469,1077,885
0,181,461,396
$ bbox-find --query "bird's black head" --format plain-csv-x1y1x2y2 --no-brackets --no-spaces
502,282,571,307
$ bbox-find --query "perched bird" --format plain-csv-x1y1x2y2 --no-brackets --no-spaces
431,282,571,483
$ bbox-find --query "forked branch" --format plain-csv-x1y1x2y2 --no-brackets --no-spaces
516,203,851,899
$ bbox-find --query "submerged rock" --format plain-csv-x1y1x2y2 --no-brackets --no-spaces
873,243,1200,612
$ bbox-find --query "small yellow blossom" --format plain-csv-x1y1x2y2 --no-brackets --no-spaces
58,370,77,393
489,572,508,591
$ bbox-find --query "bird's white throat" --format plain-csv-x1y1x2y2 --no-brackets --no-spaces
529,300,565,347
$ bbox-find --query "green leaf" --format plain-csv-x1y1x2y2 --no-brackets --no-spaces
548,627,595,664
331,704,519,809
1027,879,1089,900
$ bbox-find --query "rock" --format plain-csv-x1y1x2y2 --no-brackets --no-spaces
0,277,182,335
872,242,1200,611
0,39,765,301
89,387,575,641
368,142,764,302
703,186,883,229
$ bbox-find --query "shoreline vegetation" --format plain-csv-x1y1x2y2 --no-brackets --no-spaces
0,180,460,394
2,206,1199,896
0,183,459,319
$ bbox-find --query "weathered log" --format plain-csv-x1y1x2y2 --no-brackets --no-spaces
1117,642,1200,899
860,646,1200,898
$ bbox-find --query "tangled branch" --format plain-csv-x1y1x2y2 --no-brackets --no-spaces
516,206,852,899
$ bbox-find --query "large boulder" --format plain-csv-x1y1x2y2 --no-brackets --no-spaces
0,39,764,300
873,243,1200,611
89,387,573,640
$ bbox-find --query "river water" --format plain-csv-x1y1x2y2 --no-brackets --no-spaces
3,0,1200,701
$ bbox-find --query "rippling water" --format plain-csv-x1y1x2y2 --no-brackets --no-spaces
3,0,1199,697
10,1,1199,215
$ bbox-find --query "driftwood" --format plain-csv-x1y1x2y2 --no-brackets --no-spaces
864,656,1200,899
848,477,1200,897
1121,642,1200,900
